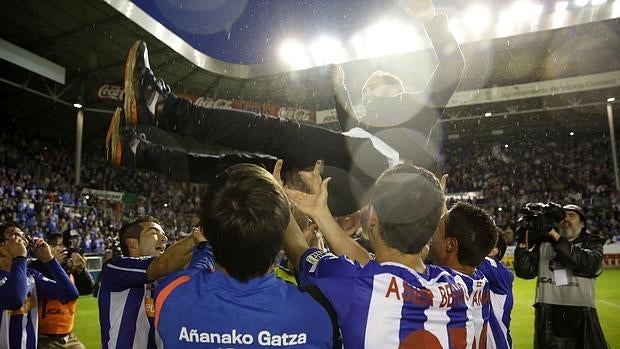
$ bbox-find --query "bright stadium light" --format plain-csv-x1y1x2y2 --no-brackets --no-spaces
608,97,616,102
353,21,420,59
555,1,569,11
448,19,465,43
279,39,311,69
309,36,345,65
497,10,515,37
553,3,569,27
485,112,492,117
570,131,575,136
513,1,544,22
464,4,492,35
574,0,589,7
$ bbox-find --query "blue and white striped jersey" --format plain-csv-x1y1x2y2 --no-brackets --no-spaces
98,256,158,349
298,249,488,349
478,257,514,349
0,257,78,349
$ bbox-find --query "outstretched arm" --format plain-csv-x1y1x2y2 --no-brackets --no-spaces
286,161,372,265
400,0,465,137
332,64,359,132
146,228,205,281
32,239,79,301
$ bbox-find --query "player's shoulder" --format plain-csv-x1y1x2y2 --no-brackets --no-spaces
105,256,155,271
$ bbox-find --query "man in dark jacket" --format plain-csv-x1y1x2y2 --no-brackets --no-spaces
108,0,464,217
514,204,609,349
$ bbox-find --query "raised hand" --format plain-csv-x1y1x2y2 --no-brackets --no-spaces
53,247,69,265
1,235,28,259
192,226,207,244
298,160,323,195
439,173,449,214
70,252,87,272
31,238,54,263
404,0,436,23
285,176,332,220
331,64,345,89
272,159,285,189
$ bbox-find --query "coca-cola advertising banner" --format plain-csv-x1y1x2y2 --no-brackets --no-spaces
94,83,315,123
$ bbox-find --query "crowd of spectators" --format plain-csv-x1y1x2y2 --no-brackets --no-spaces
441,131,620,244
1,129,618,255
0,132,201,255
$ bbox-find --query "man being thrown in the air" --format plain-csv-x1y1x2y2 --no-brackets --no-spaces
107,0,464,216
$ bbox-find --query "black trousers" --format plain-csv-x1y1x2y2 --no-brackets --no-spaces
534,303,609,349
145,94,435,215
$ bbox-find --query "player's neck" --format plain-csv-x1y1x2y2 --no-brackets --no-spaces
375,247,426,273
447,263,475,276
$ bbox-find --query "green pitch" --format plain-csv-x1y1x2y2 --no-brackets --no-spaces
74,269,620,348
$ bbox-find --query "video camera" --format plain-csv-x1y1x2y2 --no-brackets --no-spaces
516,202,566,243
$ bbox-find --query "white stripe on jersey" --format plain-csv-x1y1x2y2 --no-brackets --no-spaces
107,264,148,274
108,289,130,349
364,274,403,349
488,292,509,349
0,277,38,349
19,311,28,349
133,291,150,349
454,274,486,349
0,313,9,348
425,285,451,348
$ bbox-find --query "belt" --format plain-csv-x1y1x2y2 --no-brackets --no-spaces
40,333,71,344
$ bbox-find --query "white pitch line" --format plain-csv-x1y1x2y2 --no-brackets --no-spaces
599,300,620,309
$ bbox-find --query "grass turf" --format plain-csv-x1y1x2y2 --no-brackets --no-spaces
74,268,620,348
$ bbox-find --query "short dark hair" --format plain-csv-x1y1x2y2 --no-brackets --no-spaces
118,216,161,256
0,222,25,241
200,164,290,282
445,203,498,267
369,164,444,254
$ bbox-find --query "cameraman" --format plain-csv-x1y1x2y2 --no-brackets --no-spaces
29,232,94,349
514,204,609,349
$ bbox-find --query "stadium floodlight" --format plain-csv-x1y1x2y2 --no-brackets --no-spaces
504,144,509,148
574,0,590,7
591,0,607,5
353,21,420,59
498,207,503,212
497,10,515,37
555,1,569,11
279,39,311,69
553,4,568,27
570,131,575,136
511,1,543,22
73,102,83,109
485,112,492,117
608,97,616,102
309,36,345,66
464,4,492,35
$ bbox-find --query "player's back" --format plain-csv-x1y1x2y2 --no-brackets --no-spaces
155,268,335,348
297,252,475,349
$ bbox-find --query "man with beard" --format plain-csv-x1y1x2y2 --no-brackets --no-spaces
514,204,609,349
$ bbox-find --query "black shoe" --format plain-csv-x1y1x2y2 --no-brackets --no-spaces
106,107,140,167
123,40,171,127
